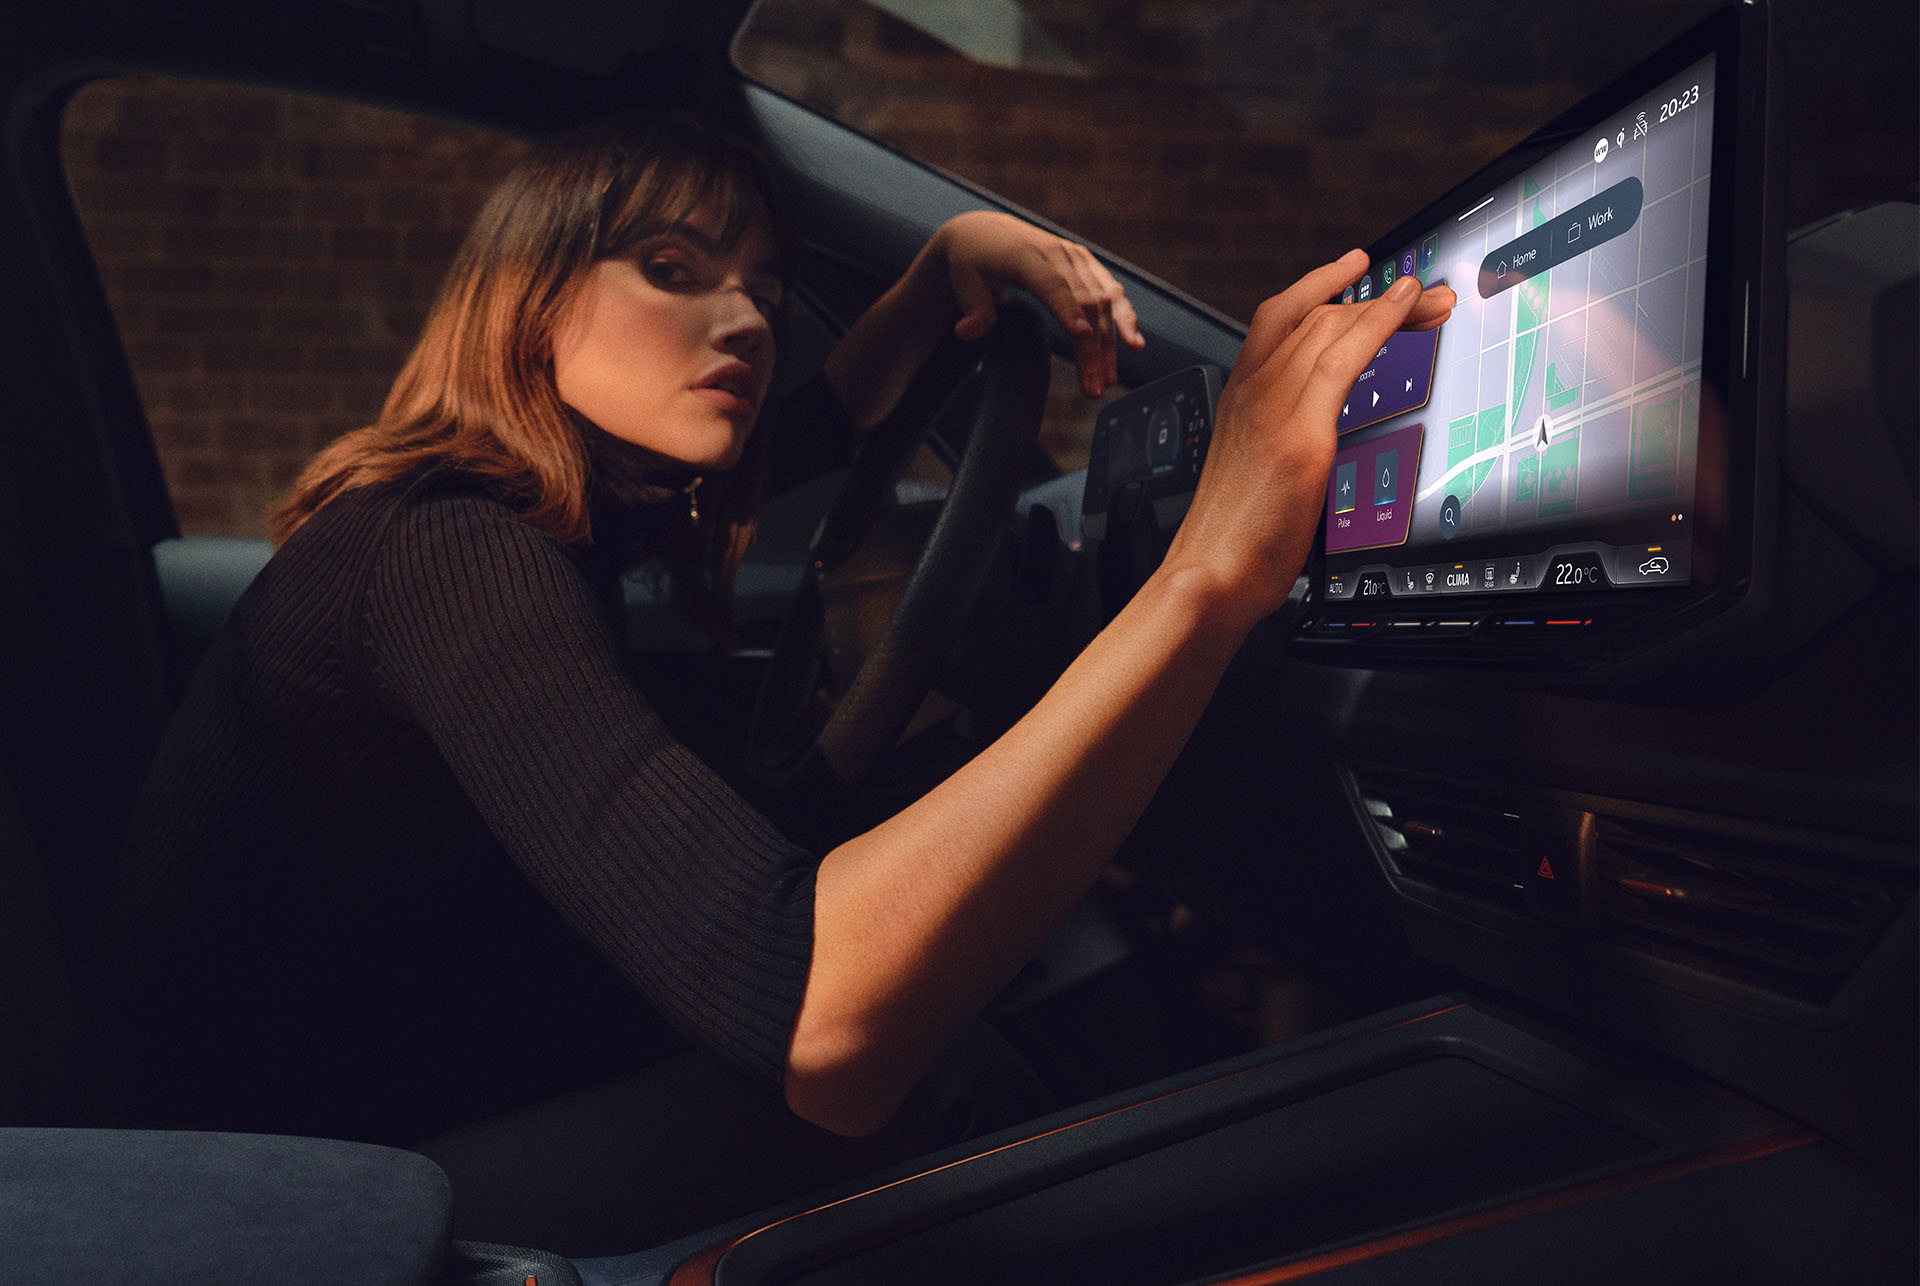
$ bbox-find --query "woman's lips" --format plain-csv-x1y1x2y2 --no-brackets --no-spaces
694,365,759,417
692,385,755,417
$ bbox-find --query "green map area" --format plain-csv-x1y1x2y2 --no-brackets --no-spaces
1447,407,1506,509
1460,176,1557,524
1545,358,1580,412
1627,377,1699,501
1540,430,1581,518
1502,177,1551,461
1512,177,1550,387
1400,76,1714,551
1512,181,1581,525
1512,453,1539,516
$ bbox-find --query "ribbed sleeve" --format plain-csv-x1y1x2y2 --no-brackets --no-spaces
361,487,818,1093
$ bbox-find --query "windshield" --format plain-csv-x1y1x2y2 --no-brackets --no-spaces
733,0,1727,325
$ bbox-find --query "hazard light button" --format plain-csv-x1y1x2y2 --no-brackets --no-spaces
1524,843,1579,920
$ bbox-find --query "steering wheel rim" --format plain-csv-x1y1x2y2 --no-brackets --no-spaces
747,296,1050,791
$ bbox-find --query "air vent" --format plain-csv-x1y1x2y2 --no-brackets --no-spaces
1592,816,1910,1001
1351,772,1569,910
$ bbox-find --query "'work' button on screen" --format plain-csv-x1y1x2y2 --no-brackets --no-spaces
1479,177,1644,300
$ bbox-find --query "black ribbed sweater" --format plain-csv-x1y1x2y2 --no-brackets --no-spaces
98,469,820,1143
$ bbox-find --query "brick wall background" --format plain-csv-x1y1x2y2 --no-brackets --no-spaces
61,0,1915,538
61,81,527,537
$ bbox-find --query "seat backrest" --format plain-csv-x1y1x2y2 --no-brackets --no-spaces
151,534,273,685
0,771,80,1124
0,502,170,927
0,459,173,1125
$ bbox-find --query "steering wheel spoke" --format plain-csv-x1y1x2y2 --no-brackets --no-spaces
748,298,1049,791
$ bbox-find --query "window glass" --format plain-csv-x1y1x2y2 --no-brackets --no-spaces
61,79,526,537
734,0,1724,326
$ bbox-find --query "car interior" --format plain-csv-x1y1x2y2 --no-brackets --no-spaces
1,1,1914,1283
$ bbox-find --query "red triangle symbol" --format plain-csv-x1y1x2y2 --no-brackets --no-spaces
1537,857,1556,880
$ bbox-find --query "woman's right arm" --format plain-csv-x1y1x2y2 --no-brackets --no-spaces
786,253,1455,1136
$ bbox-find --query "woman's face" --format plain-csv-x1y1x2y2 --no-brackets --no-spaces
552,205,782,472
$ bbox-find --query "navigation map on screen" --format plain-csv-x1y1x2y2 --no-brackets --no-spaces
1321,52,1716,603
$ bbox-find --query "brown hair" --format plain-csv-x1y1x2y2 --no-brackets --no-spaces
273,110,790,632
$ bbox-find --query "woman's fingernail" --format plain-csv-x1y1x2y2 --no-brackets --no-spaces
1390,275,1418,299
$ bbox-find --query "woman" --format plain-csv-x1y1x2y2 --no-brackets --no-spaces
97,111,1451,1247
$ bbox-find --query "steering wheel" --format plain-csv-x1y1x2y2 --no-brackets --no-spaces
747,296,1049,792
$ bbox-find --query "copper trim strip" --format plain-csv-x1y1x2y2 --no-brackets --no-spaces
667,1002,1465,1285
1207,1126,1819,1285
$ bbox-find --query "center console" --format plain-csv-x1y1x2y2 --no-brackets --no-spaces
653,1001,1909,1284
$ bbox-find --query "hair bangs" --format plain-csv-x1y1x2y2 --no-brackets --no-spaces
276,109,791,640
596,123,786,275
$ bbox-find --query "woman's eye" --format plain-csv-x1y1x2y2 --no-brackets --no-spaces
642,256,696,288
751,292,783,321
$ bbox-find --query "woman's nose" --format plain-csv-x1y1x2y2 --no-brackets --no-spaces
714,288,772,355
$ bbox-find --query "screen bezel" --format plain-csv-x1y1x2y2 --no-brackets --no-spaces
1296,5,1769,664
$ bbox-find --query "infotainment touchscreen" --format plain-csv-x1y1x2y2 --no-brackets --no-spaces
1323,52,1713,605
1300,5,1769,664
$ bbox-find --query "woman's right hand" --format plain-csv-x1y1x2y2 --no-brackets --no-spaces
933,210,1145,398
1162,250,1456,626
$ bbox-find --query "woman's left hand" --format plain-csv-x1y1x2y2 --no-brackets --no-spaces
933,211,1145,397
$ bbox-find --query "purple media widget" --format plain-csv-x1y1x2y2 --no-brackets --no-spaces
1326,421,1425,554
1337,325,1440,436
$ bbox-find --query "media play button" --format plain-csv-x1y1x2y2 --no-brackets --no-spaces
1335,318,1441,435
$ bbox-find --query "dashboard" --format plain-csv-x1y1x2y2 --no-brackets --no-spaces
1062,2,1915,1192
639,5,1917,1277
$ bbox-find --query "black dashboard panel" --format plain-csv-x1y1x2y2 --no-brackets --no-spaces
1293,7,1780,671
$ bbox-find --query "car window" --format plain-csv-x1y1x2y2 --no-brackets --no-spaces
60,78,527,538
